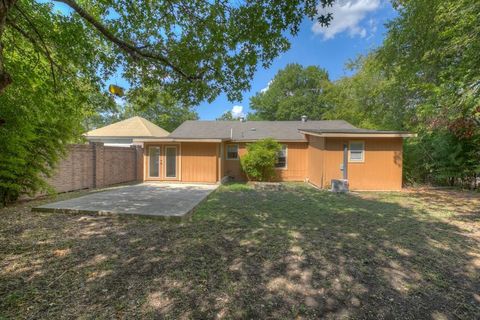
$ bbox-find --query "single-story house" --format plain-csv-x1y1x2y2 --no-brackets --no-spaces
134,119,415,190
85,116,169,147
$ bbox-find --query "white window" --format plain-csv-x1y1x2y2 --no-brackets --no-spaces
275,144,287,168
226,144,239,160
349,141,365,162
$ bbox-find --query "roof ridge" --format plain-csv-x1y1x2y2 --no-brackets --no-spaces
136,117,151,135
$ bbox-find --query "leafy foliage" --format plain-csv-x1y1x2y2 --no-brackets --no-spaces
1,0,337,103
0,34,111,205
377,0,480,186
248,1,480,187
250,64,332,120
0,0,340,202
122,86,198,132
216,111,235,121
240,138,281,181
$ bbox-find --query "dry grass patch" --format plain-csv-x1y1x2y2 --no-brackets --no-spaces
1,184,479,319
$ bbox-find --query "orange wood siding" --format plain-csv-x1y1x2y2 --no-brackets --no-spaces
180,142,218,183
306,136,325,188
321,137,403,190
274,142,308,181
223,142,245,180
222,142,308,182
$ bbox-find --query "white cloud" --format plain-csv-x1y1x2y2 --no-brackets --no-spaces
260,80,273,93
312,0,381,40
231,105,244,118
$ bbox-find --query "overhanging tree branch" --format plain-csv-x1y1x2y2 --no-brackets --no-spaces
7,18,58,85
54,0,201,82
0,0,17,93
10,4,58,86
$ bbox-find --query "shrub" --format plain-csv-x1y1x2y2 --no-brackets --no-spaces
240,138,282,181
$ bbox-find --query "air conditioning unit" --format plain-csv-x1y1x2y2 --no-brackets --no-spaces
331,179,349,193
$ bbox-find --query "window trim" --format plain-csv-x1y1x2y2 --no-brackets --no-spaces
226,144,239,160
275,144,288,170
348,140,365,163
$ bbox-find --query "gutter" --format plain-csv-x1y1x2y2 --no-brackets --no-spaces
133,138,225,143
298,130,417,138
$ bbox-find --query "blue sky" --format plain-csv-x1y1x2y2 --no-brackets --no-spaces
47,0,397,119
90,0,397,120
196,0,397,119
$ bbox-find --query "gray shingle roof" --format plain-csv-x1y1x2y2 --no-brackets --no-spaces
168,120,358,141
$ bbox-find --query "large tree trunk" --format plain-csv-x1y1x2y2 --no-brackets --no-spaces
0,0,16,94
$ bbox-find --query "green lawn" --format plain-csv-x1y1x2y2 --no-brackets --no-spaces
1,184,479,319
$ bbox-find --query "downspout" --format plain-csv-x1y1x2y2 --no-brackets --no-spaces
342,143,348,180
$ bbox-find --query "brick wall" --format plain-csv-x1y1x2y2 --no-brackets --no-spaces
46,142,143,193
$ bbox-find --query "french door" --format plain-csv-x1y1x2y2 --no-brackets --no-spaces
164,146,178,179
147,145,179,180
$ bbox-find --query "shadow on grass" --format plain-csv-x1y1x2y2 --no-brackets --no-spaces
0,184,479,319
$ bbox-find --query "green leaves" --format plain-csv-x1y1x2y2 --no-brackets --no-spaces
0,20,111,204
250,64,332,120
240,138,282,182
122,85,198,132
3,0,336,105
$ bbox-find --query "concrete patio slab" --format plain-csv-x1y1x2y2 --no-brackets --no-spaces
33,183,218,218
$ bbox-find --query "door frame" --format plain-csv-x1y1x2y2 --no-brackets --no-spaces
144,143,181,181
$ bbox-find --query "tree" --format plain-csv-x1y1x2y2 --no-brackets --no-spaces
0,0,337,102
122,86,198,132
378,0,480,186
216,111,235,121
0,0,338,202
323,55,411,130
249,64,332,120
0,35,112,205
324,0,480,187
240,138,282,181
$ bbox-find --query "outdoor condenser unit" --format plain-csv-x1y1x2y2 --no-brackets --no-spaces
331,179,349,193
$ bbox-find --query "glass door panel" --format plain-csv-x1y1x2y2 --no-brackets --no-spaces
165,146,177,178
148,147,160,177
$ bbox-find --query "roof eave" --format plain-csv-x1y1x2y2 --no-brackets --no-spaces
133,138,225,143
298,130,417,138
231,139,307,143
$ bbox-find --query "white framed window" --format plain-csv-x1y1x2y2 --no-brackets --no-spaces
226,144,239,160
275,144,287,168
349,141,365,162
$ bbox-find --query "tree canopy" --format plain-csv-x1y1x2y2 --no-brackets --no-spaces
247,0,479,187
0,0,337,204
0,29,113,204
1,0,336,103
250,64,332,120
122,86,198,132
